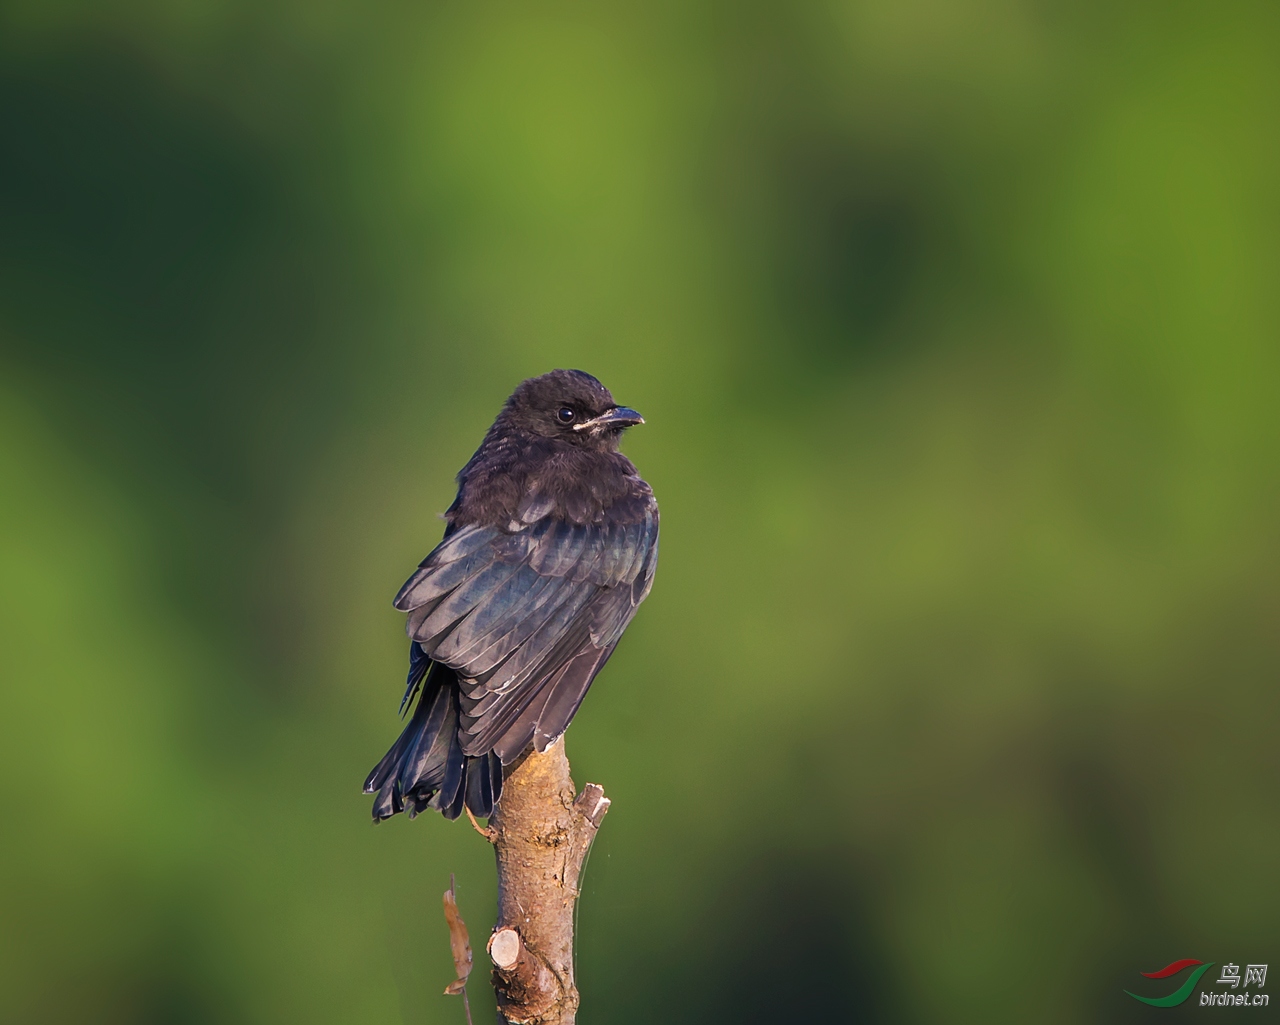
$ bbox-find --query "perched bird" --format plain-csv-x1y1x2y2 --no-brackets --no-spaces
365,370,659,822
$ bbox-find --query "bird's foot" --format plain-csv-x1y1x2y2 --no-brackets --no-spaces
466,807,496,843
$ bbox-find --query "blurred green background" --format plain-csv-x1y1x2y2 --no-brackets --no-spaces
1,1,1277,1022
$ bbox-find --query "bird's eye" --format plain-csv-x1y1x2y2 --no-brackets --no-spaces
557,407,576,424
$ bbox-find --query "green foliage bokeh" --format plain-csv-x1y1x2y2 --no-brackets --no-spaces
1,2,1277,1022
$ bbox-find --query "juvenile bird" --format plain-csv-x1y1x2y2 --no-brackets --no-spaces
365,370,658,822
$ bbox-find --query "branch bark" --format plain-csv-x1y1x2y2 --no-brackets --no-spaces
484,739,610,1025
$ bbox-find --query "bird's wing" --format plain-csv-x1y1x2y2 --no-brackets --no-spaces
393,484,658,761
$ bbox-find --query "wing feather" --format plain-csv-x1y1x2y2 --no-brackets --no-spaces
395,547,497,611
392,485,658,764
452,574,581,675
432,560,583,668
410,558,525,644
533,644,614,751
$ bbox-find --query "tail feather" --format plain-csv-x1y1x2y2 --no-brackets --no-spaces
367,656,506,823
464,752,503,818
441,769,468,820
431,726,466,818
396,681,450,791
399,642,432,715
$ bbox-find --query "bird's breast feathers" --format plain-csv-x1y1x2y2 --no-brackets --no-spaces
452,436,653,530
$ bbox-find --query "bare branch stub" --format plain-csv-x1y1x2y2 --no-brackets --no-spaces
488,739,609,1025
488,928,522,970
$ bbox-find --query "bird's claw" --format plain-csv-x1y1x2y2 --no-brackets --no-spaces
466,807,496,842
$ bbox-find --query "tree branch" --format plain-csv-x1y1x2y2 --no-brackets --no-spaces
485,739,610,1025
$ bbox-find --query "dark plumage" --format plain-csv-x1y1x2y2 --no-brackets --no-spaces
364,370,659,822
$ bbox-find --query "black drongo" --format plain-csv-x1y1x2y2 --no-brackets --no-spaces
365,370,659,822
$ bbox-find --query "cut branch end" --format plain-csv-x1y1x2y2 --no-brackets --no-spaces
488,928,522,970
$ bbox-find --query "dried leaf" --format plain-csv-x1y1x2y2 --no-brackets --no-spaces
442,875,473,997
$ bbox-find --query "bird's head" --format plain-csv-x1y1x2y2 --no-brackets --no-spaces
503,369,644,451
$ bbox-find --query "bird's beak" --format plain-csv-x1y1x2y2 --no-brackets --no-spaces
573,406,645,433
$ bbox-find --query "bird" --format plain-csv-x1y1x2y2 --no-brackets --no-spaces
364,369,659,823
